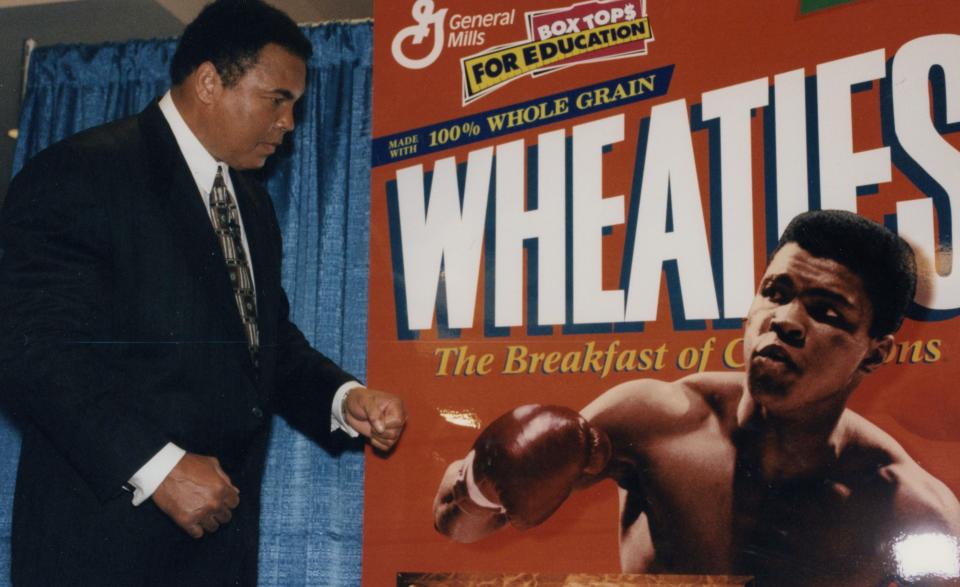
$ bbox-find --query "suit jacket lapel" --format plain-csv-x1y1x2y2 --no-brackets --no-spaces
137,102,252,361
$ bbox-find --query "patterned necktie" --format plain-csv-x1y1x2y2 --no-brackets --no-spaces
209,166,259,367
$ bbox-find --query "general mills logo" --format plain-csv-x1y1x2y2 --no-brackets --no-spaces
392,0,448,69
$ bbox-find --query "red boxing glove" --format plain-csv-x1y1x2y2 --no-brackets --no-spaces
469,404,611,529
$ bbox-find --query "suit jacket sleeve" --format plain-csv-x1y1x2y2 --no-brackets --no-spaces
251,177,357,442
0,142,170,502
271,292,356,441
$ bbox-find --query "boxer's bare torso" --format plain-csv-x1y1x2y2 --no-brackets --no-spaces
585,372,960,586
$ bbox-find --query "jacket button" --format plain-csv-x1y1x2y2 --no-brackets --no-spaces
251,406,264,419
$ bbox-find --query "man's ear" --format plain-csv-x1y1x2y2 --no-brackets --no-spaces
860,334,893,373
193,61,222,105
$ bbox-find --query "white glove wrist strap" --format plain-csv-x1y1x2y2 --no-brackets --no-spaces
462,449,506,513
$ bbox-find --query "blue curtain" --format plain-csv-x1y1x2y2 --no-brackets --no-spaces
2,23,371,586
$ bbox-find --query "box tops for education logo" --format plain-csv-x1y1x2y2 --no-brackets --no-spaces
462,0,653,104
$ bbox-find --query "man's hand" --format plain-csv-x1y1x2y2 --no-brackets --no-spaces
344,387,406,451
151,452,240,539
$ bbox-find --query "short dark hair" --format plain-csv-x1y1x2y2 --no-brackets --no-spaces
170,0,313,87
775,209,916,337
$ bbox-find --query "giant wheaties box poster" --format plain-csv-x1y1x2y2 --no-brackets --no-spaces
364,1,960,585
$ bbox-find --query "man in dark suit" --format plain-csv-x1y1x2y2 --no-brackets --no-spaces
0,1,404,584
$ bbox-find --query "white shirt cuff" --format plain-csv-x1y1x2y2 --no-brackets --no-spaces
332,381,363,437
127,442,186,506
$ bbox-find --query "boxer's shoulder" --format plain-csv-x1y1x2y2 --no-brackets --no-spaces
836,411,960,532
835,409,905,471
858,459,960,534
583,376,722,441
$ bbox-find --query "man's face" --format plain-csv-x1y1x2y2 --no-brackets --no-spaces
207,43,306,170
742,243,891,416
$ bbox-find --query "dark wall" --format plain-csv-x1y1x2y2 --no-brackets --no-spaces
0,0,185,207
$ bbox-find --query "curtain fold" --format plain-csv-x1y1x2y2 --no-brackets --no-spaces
1,22,371,587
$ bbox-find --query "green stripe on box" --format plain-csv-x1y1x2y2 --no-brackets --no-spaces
800,0,856,13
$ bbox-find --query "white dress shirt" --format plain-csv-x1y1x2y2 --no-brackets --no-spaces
125,92,360,506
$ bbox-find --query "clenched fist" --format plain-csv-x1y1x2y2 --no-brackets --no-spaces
152,452,240,539
344,387,406,451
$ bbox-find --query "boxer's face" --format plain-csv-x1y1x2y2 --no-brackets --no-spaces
207,43,305,169
743,243,892,416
